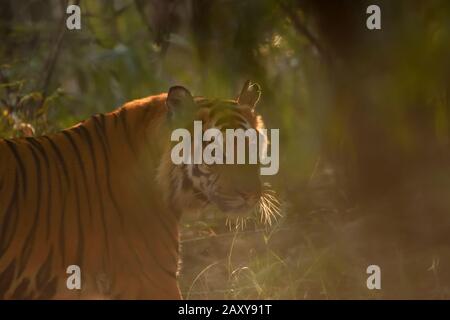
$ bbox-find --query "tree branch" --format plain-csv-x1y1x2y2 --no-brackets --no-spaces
279,1,329,61
40,0,80,103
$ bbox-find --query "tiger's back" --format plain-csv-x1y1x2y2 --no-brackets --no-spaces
0,93,181,299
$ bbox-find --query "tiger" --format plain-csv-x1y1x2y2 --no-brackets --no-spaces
0,81,278,299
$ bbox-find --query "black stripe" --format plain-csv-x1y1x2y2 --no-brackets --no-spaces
191,164,202,177
209,103,238,119
112,112,119,128
36,249,53,289
0,259,16,298
75,176,84,267
142,166,180,252
119,108,139,158
213,117,232,128
76,125,111,261
0,170,19,256
214,115,249,129
42,135,69,264
36,277,57,299
61,130,86,266
92,115,109,152
61,130,93,220
18,143,41,276
4,140,27,197
195,98,213,108
126,243,177,294
26,138,53,241
125,215,179,282
182,166,208,202
168,168,178,214
97,114,111,153
92,114,124,226
11,278,31,299
42,136,70,190
148,198,180,259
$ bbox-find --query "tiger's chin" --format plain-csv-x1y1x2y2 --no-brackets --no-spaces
212,200,257,219
177,189,262,222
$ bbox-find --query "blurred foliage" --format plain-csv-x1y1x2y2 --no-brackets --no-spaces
1,0,450,299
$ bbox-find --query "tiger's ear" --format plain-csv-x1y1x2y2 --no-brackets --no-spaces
166,86,196,126
237,80,261,109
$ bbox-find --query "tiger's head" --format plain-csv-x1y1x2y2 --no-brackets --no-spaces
158,81,279,224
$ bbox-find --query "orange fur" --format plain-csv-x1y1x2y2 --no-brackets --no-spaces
0,93,181,299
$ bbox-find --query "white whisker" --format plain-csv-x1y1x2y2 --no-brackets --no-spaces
256,186,282,226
